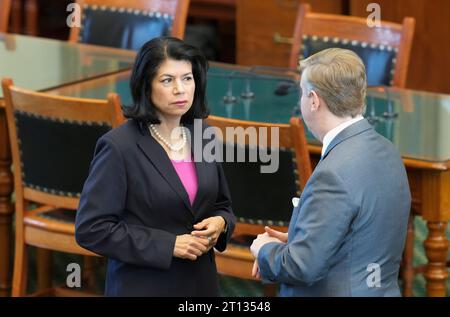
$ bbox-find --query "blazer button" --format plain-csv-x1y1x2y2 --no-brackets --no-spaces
187,223,193,231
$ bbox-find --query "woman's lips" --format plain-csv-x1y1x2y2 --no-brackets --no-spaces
172,100,188,107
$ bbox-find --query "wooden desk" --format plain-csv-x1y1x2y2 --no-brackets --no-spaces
45,66,450,296
0,33,135,296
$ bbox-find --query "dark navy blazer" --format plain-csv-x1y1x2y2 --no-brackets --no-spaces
75,119,236,296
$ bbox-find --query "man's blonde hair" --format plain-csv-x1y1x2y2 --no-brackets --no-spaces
300,48,367,117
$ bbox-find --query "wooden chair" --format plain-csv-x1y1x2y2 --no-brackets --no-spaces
289,4,415,88
0,0,11,33
1,78,124,296
205,115,312,296
69,0,190,50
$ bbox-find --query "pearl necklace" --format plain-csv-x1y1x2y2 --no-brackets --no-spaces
149,124,187,152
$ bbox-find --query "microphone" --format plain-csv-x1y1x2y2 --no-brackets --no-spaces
366,85,398,122
246,65,300,96
1,33,16,51
274,80,298,96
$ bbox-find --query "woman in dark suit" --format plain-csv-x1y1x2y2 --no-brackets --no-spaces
75,37,236,296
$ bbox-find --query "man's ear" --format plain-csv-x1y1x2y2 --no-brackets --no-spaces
310,90,321,111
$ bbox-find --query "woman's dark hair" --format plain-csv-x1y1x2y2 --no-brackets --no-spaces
123,36,209,125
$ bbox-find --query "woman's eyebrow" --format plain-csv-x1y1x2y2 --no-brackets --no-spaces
159,72,193,77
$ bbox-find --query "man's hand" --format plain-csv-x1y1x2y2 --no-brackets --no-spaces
250,228,288,279
250,232,283,258
191,216,226,250
173,234,210,261
252,260,261,279
265,226,288,243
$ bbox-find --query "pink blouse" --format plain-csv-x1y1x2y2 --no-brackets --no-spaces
170,158,198,206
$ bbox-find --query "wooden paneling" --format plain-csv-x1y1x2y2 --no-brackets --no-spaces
189,0,235,21
0,0,11,33
349,0,450,93
188,0,237,63
236,0,345,67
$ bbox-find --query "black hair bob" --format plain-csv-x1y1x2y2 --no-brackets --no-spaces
123,36,210,125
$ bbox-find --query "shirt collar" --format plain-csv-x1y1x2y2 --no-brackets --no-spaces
321,115,364,157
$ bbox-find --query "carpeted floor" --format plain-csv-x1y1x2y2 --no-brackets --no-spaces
25,217,450,296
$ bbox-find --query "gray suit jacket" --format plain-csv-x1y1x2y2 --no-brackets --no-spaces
257,119,411,296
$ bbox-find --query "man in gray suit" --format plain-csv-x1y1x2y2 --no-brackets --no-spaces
250,48,411,296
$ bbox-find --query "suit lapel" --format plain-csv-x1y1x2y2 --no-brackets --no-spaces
322,119,373,161
136,124,193,213
290,120,373,239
